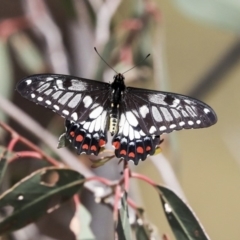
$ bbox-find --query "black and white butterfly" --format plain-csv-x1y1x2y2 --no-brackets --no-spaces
17,73,217,165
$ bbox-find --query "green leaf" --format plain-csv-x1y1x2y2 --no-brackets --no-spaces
77,204,95,240
116,192,133,240
156,185,210,240
57,133,70,149
9,32,46,74
0,147,9,186
0,167,85,234
171,0,240,33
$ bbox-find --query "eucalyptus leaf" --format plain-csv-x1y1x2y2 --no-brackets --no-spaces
0,147,8,186
156,185,210,240
116,191,132,240
0,167,85,234
57,133,70,149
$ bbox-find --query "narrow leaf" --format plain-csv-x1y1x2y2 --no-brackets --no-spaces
0,148,8,186
0,167,85,234
117,192,132,240
57,133,70,149
156,185,210,240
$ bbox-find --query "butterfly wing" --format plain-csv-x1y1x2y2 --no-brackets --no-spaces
16,74,111,123
17,74,111,155
123,87,217,136
112,86,217,164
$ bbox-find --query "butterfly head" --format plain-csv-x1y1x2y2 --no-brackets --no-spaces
113,73,125,82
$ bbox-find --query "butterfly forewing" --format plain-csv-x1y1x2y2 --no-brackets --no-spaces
123,87,217,136
17,74,111,123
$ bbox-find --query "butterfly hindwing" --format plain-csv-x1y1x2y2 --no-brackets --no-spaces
16,74,111,123
123,87,217,136
65,118,108,156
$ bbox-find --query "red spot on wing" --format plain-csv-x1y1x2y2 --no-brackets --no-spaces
120,150,127,155
99,139,106,147
91,145,97,151
70,131,75,137
82,144,89,150
113,141,120,149
76,135,83,142
137,147,144,154
128,152,135,158
146,146,151,151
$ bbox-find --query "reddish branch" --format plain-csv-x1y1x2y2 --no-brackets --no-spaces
0,121,60,166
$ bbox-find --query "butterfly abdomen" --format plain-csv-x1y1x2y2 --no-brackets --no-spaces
109,105,119,136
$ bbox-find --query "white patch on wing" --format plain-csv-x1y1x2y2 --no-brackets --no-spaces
71,112,78,121
170,124,176,129
95,115,101,131
52,91,63,99
121,137,127,144
68,79,87,91
148,94,167,105
31,93,36,98
139,105,149,118
126,111,138,127
196,120,201,124
89,106,103,119
37,97,43,101
184,99,192,104
171,109,181,119
152,106,162,122
123,122,129,137
56,79,64,90
45,100,51,105
181,110,189,117
170,99,180,107
179,121,185,126
58,92,74,105
129,126,134,141
140,130,146,136
149,126,157,134
46,77,54,81
204,108,210,114
44,89,53,95
186,106,197,117
53,105,60,110
83,121,91,130
134,130,140,139
68,94,81,108
83,96,93,108
188,120,194,125
25,79,32,85
100,111,107,131
37,83,50,93
89,119,96,133
159,126,167,131
62,110,69,115
160,107,173,121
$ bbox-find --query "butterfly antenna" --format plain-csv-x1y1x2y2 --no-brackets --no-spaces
94,47,118,74
122,53,150,75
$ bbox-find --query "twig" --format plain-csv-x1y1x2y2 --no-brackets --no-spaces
0,121,60,166
23,0,69,74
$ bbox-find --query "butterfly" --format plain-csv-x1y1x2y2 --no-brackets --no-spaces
17,73,217,165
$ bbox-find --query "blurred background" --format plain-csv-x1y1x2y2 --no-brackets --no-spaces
0,0,240,239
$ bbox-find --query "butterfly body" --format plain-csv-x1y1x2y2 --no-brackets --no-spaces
17,73,217,165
